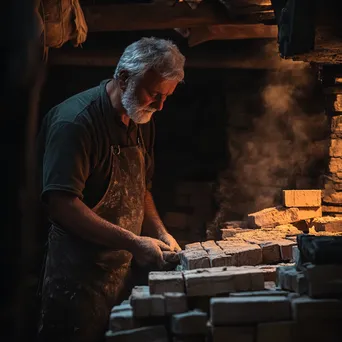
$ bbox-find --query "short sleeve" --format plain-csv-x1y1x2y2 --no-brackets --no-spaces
41,121,92,202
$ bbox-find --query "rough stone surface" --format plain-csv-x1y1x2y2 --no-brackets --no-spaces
323,190,342,204
256,321,294,342
111,303,132,313
322,205,342,213
221,228,254,239
216,240,262,266
180,250,210,270
283,190,321,208
183,266,264,297
210,296,291,325
149,271,185,294
208,253,233,267
211,326,255,342
291,296,342,322
171,310,208,335
259,242,281,264
331,115,342,134
276,266,307,295
164,292,188,315
106,325,168,342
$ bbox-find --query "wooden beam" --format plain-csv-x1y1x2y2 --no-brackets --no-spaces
82,1,275,32
188,24,277,46
47,46,302,70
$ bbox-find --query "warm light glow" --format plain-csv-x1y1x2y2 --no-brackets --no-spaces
335,77,342,84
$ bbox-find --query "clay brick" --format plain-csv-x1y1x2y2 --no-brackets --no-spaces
184,242,204,251
230,290,288,297
323,190,342,204
184,267,264,297
210,296,291,325
276,266,307,295
322,204,342,213
131,293,165,318
209,253,233,267
171,310,208,335
328,157,342,173
149,271,185,294
111,303,132,313
221,228,254,239
273,224,303,236
259,242,281,264
331,115,342,134
109,309,139,332
283,190,321,207
164,292,188,315
247,207,321,228
292,246,300,266
201,240,221,253
216,240,262,266
180,250,210,270
106,325,168,342
303,263,342,298
291,296,342,322
293,322,342,341
312,216,342,232
329,139,342,157
256,321,294,342
211,326,255,342
278,239,296,261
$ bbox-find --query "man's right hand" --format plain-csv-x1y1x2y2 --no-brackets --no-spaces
130,236,172,268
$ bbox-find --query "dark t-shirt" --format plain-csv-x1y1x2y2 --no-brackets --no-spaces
37,79,155,208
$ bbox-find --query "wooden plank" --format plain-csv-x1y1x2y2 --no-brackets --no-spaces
82,2,275,32
188,24,277,46
48,46,290,70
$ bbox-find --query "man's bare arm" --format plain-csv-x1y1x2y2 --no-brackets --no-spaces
46,191,171,265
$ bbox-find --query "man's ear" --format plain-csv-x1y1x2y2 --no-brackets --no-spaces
118,70,129,91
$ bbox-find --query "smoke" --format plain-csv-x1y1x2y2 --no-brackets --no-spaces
208,42,329,239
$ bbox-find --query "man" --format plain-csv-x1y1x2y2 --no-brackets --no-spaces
37,37,185,342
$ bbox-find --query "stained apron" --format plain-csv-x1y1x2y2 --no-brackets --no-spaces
37,129,146,342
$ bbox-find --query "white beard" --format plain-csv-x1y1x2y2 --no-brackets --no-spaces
122,81,156,124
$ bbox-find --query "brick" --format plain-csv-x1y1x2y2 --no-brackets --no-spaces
303,263,342,298
209,253,233,267
221,228,255,239
180,250,210,270
276,266,307,294
247,206,321,228
184,266,264,297
292,246,300,266
331,115,342,133
216,240,262,266
210,296,291,325
312,216,342,232
130,293,165,318
330,139,342,157
283,190,321,207
256,321,294,342
201,240,221,253
164,292,188,315
149,271,185,294
273,224,303,236
184,242,204,251
221,220,248,229
259,242,281,264
171,310,208,335
256,264,295,282
328,157,342,173
322,204,342,213
230,290,288,297
106,325,168,342
291,296,342,322
109,309,140,332
211,326,255,342
278,239,296,261
293,322,342,341
324,190,342,204
111,303,132,313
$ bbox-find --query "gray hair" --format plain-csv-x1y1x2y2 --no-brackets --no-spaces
114,37,185,82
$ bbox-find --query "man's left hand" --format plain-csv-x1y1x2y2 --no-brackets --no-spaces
159,233,181,252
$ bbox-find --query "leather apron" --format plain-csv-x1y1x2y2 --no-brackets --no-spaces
37,128,146,342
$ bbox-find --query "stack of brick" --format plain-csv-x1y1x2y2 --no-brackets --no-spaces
162,182,214,247
321,66,342,217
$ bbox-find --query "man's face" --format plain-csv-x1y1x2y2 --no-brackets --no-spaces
121,70,179,124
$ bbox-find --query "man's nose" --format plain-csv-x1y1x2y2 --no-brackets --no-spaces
152,97,165,111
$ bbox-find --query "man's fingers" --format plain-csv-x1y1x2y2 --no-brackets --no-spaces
173,243,181,252
157,240,172,251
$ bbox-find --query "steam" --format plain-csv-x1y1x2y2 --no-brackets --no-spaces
208,42,329,239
